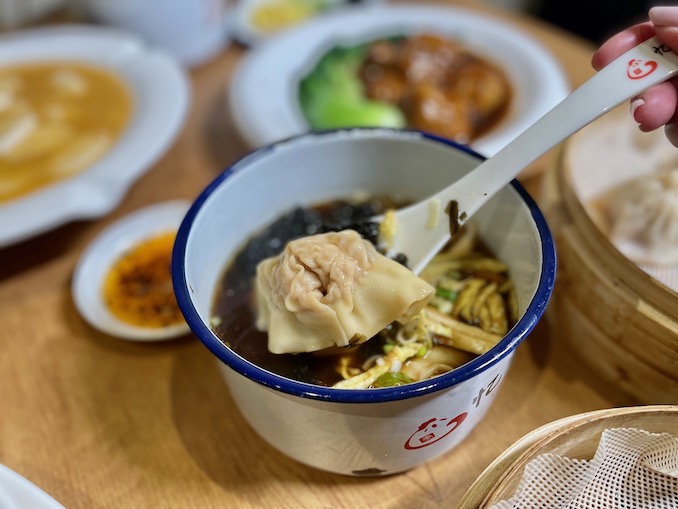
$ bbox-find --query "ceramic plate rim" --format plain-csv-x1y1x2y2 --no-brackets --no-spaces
0,464,64,509
229,4,570,156
0,24,190,248
72,200,191,341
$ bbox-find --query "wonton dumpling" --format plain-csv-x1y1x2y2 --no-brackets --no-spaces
255,230,434,354
597,169,678,265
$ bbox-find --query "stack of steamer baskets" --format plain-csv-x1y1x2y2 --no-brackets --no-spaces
540,105,678,404
457,405,678,508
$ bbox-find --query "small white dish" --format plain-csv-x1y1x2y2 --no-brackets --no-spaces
229,4,570,156
72,200,191,341
0,464,65,509
229,0,351,47
0,25,190,248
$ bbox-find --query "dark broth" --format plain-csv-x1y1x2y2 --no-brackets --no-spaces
210,196,514,387
210,197,408,386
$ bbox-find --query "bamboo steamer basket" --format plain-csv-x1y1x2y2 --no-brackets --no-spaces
457,405,678,509
538,107,678,404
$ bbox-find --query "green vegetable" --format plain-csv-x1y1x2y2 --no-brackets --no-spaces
446,270,463,280
373,372,413,388
429,296,453,314
298,44,406,129
300,0,332,11
435,287,459,302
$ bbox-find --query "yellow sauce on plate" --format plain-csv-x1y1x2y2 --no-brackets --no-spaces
0,61,133,203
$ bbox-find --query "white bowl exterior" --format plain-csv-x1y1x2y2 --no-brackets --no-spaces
220,354,511,475
179,129,548,474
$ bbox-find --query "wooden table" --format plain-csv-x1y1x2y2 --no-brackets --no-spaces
0,2,638,507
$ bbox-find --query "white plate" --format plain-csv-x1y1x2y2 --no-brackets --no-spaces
0,464,65,509
0,25,190,248
72,200,191,341
229,4,569,156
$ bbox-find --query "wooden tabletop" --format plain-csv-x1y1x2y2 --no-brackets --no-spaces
0,2,638,508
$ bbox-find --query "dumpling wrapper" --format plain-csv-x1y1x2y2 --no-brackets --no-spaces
599,169,678,265
255,230,435,354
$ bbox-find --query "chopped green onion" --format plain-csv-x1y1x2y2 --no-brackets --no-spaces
435,287,459,302
417,344,429,357
446,270,463,280
430,296,453,314
373,372,413,387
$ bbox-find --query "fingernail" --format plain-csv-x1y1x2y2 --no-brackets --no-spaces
649,6,678,26
630,97,644,122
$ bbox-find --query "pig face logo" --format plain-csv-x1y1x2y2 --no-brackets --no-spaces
404,412,468,450
627,58,658,80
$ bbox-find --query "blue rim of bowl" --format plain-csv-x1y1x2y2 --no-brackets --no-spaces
173,128,556,403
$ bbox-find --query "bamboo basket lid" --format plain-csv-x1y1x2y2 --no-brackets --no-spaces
458,405,678,509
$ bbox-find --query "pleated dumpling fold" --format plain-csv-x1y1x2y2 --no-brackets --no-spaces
255,230,434,354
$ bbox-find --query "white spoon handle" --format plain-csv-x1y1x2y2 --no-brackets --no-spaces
397,36,678,274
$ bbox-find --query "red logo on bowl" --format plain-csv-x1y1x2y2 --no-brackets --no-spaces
404,412,468,450
627,58,658,80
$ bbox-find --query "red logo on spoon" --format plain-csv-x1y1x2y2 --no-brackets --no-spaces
627,58,658,79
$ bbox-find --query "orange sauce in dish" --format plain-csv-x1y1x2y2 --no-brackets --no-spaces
102,232,184,329
0,61,133,203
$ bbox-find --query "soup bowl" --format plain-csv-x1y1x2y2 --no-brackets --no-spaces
173,129,555,476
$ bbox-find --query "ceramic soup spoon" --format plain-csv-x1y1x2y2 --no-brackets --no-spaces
384,36,678,274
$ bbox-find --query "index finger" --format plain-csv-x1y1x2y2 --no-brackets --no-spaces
591,22,656,71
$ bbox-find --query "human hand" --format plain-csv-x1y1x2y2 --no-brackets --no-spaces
592,6,678,146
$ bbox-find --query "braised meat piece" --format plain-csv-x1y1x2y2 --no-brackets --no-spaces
358,34,511,142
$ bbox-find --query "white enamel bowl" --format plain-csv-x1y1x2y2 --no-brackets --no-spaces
173,129,556,476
